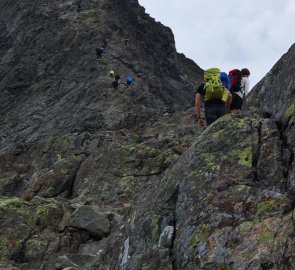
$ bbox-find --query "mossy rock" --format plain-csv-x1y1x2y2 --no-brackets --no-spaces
284,102,295,119
257,194,289,219
230,147,253,168
0,197,63,262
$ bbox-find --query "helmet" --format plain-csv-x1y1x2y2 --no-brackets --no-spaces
109,70,115,77
126,76,133,83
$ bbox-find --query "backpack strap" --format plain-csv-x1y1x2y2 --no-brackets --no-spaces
240,79,246,97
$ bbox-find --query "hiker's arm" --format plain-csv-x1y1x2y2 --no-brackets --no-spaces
195,93,202,119
244,78,250,96
224,88,232,112
195,93,205,127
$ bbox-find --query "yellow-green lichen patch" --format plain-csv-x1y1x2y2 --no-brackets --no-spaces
99,182,112,197
43,137,55,153
163,153,179,164
235,216,293,262
126,143,159,158
257,195,289,219
51,132,86,152
257,231,274,245
213,128,226,139
151,214,159,241
292,208,295,222
130,211,137,230
25,237,48,260
0,198,33,227
52,157,72,175
31,159,39,169
0,173,19,191
144,211,159,241
230,147,252,168
187,167,213,191
188,224,210,250
129,146,136,152
142,260,172,270
284,102,295,119
203,153,220,172
0,235,10,262
238,221,254,231
237,118,248,128
236,185,251,193
0,197,63,263
0,197,30,209
36,202,61,228
119,175,134,193
188,170,203,178
288,80,294,90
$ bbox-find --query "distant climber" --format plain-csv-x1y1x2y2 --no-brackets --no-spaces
241,68,251,96
102,39,108,50
124,39,130,46
95,47,105,59
111,73,121,90
109,70,115,78
125,76,134,89
95,40,108,59
195,68,232,127
76,1,82,12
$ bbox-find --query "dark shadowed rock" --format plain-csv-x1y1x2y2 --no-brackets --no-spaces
55,255,80,270
68,206,111,238
247,43,295,123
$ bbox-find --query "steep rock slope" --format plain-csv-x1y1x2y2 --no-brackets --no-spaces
0,0,203,269
247,43,295,124
0,0,202,199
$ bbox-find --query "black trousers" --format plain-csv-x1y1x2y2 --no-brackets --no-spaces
205,105,225,126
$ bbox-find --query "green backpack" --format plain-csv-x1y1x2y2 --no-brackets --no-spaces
204,68,225,102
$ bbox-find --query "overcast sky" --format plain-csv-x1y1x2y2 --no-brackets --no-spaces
138,0,295,88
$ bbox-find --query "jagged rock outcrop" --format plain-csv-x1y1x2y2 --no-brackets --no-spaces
0,0,295,269
247,43,295,123
113,46,295,269
120,114,294,270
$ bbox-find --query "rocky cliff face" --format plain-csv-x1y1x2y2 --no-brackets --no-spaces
0,1,294,270
0,0,202,200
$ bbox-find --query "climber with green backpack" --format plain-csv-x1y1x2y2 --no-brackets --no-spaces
195,68,232,127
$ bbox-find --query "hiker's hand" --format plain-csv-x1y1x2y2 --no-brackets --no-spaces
198,118,205,127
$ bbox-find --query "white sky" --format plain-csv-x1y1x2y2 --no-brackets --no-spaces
138,0,295,87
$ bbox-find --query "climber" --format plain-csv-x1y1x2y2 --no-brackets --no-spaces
102,39,108,50
112,74,121,90
124,39,130,46
109,70,115,78
235,68,251,109
241,68,251,96
76,0,82,12
95,47,105,59
125,76,134,89
229,68,250,113
195,68,232,127
220,72,232,113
